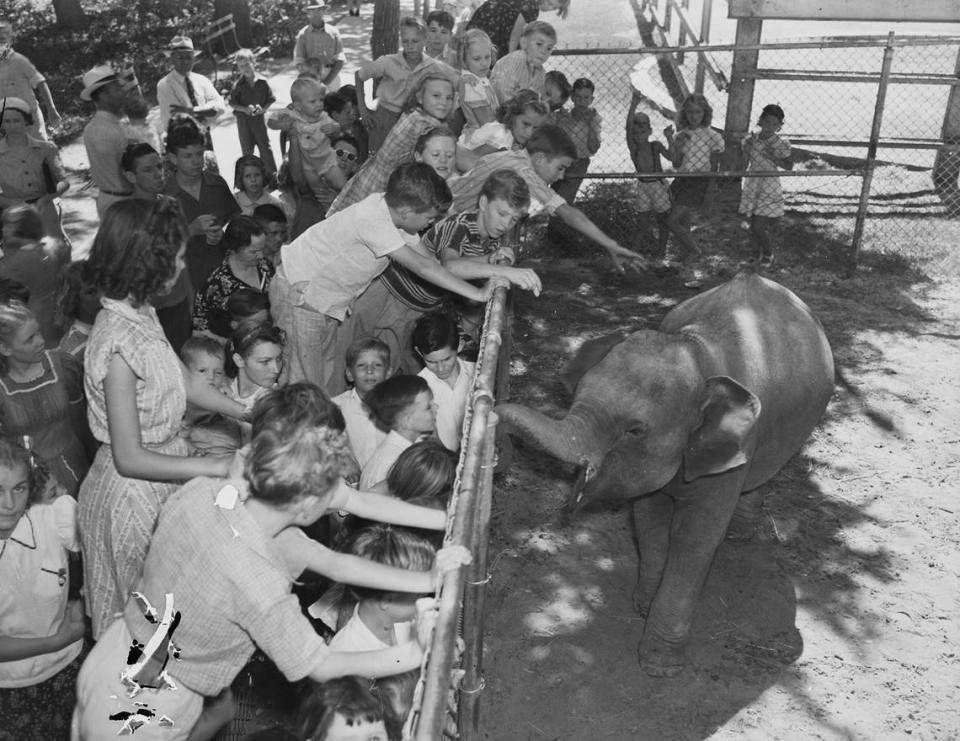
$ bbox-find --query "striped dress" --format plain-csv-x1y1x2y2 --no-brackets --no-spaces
77,298,188,639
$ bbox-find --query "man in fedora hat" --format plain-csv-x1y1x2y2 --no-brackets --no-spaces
292,2,344,90
0,17,62,139
156,34,224,148
81,64,141,216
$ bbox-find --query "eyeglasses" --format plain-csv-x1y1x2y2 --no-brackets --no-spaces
336,149,357,162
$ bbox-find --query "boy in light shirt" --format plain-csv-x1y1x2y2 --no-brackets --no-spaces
332,337,391,470
490,20,556,103
413,312,474,451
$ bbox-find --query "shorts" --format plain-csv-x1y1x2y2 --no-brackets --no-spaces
636,179,671,213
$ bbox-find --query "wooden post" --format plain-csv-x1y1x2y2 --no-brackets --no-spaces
932,45,960,215
851,32,895,264
371,0,400,59
721,18,762,169
694,0,713,94
676,0,688,64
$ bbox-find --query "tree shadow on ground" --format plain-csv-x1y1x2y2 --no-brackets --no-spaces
483,203,945,739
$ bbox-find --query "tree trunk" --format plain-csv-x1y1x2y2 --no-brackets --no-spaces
52,0,88,29
371,0,400,59
213,0,253,49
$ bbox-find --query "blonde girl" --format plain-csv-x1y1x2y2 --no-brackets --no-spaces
456,29,499,134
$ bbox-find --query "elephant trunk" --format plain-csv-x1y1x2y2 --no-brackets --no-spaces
496,402,609,468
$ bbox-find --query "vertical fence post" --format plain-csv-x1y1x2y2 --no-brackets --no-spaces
851,31,895,264
721,18,762,169
676,0,687,64
694,0,713,94
457,412,498,741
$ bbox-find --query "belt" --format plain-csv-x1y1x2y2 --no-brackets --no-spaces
100,189,133,197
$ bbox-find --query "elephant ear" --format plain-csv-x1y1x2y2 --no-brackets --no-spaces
559,331,629,395
683,376,761,482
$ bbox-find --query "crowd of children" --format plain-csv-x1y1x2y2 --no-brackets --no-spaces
0,2,796,738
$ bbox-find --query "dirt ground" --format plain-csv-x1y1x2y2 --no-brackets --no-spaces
479,218,960,740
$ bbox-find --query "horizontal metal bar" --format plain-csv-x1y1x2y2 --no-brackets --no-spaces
787,136,960,151
622,36,960,55
583,170,865,179
739,69,960,85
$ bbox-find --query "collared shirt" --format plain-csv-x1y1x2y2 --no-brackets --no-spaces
359,429,412,490
83,110,133,204
361,53,451,113
122,478,331,695
192,256,275,332
332,387,387,471
228,75,276,111
165,171,240,225
281,193,418,320
84,298,186,445
327,109,441,216
156,70,225,134
490,49,545,103
328,605,393,652
0,50,47,138
0,135,65,202
449,149,565,216
292,22,346,69
380,210,508,312
419,358,476,451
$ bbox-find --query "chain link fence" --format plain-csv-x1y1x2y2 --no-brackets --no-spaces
541,35,960,266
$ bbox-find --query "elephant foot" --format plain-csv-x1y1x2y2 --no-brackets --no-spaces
637,637,687,678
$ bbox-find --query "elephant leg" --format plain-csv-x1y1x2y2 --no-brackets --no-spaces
638,484,742,677
631,492,673,617
726,486,765,541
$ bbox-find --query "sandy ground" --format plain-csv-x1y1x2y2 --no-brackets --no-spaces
479,238,960,740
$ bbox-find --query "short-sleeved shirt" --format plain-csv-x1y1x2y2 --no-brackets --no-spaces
419,358,476,450
228,75,276,112
83,110,134,200
333,387,386,471
280,193,418,319
490,49,544,103
458,72,500,132
0,135,65,202
677,126,724,172
292,23,346,69
380,210,507,311
359,429,412,490
361,53,450,113
84,298,187,445
450,149,565,216
0,496,82,688
328,606,392,652
122,478,332,695
467,0,540,58
0,50,46,136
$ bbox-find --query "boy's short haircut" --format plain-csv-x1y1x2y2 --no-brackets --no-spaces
323,90,351,116
399,15,427,35
121,141,160,174
181,335,226,367
522,20,557,41
345,336,391,370
345,523,436,601
364,374,429,430
545,70,572,100
526,123,577,161
412,311,459,356
384,162,453,214
296,677,385,741
252,203,287,225
572,77,595,93
290,76,325,103
480,169,531,210
165,116,206,152
425,9,455,30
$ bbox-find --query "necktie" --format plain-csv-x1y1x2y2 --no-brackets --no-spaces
184,74,198,107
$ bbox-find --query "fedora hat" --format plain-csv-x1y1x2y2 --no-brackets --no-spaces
80,64,121,102
164,35,202,57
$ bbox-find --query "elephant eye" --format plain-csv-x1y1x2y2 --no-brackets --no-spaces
626,426,645,437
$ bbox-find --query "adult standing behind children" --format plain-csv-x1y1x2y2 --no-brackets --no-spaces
269,162,495,396
293,1,345,91
0,17,62,139
467,0,569,58
81,65,138,216
489,20,555,103
156,35,225,152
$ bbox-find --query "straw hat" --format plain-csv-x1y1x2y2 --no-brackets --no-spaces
164,35,202,57
80,65,120,102
305,1,327,10
0,97,31,117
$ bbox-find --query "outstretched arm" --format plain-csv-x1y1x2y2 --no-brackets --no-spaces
554,203,650,273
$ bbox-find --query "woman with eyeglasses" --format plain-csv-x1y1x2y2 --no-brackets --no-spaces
0,438,86,740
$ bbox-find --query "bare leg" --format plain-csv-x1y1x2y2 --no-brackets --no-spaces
665,210,699,259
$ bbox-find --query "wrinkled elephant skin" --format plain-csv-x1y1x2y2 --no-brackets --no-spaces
497,273,834,676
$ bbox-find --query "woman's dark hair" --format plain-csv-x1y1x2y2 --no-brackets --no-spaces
121,141,160,174
363,374,430,431
224,319,284,378
86,197,186,307
386,439,456,503
412,311,459,355
2,203,44,242
227,288,270,322
54,260,100,329
221,215,265,255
